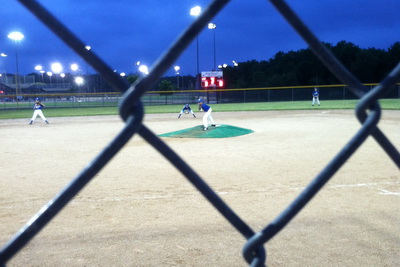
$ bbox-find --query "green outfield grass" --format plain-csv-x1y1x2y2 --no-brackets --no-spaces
0,99,398,120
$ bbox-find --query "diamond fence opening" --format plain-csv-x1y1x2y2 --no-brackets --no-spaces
1,0,399,266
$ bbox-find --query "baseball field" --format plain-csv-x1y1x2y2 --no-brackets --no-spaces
0,109,399,266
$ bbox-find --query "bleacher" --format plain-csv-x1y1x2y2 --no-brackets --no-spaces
0,74,72,95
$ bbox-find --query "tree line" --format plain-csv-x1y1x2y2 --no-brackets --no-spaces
219,41,400,89
26,40,397,93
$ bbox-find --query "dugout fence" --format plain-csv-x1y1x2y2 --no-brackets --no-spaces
1,1,399,266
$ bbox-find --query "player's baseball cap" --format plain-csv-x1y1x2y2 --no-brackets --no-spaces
35,98,40,101
197,98,203,103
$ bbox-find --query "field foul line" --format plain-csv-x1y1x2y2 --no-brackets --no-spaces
2,182,398,209
378,189,400,196
330,182,400,196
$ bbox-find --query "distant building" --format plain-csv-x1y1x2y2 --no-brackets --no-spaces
0,74,71,95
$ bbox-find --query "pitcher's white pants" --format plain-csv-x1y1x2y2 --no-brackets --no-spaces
203,108,215,128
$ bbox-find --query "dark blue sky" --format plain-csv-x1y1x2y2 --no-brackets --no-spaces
1,0,399,77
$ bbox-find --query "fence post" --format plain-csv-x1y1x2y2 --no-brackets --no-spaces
343,85,345,100
291,87,294,101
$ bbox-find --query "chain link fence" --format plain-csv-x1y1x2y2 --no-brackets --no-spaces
1,83,398,110
1,0,399,266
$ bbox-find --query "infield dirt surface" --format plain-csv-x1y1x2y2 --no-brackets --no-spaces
1,110,399,266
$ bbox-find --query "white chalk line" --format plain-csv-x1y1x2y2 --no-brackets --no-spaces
330,182,399,196
2,181,398,209
378,189,400,196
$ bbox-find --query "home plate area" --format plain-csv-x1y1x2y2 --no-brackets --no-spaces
158,124,254,138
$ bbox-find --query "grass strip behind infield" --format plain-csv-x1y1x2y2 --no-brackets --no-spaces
0,99,399,119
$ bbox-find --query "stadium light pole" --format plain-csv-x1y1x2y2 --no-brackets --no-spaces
174,65,180,89
7,31,24,96
190,6,201,89
75,76,84,93
40,70,45,82
70,63,79,90
51,62,63,86
34,65,44,82
1,53,7,84
60,73,66,85
208,23,217,70
46,71,53,85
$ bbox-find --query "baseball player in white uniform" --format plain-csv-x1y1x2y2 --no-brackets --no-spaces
29,98,49,125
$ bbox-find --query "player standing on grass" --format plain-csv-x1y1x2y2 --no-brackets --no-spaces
312,87,320,106
197,98,216,131
29,98,49,125
178,104,196,118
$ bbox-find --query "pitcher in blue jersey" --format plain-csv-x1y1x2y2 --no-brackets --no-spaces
197,98,216,131
29,98,49,125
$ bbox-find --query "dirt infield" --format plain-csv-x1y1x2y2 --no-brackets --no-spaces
1,110,399,266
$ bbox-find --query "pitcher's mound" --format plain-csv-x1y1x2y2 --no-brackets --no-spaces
158,124,254,138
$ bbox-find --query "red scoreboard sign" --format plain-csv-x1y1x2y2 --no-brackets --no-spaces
201,71,223,88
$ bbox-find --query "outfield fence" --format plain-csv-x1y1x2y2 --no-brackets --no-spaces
1,1,399,266
1,83,399,110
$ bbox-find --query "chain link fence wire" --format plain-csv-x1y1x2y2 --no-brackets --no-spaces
1,0,399,266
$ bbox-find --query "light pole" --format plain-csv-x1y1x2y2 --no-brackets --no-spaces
1,53,7,84
60,73,66,86
51,62,63,87
174,66,180,89
190,6,201,89
208,23,217,70
70,63,79,91
34,65,44,82
40,70,45,82
46,71,53,85
7,31,24,96
75,76,84,93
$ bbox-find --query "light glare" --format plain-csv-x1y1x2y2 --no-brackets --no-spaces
70,63,79,71
139,65,149,75
75,76,84,85
51,62,63,73
190,6,201,16
8,31,24,42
